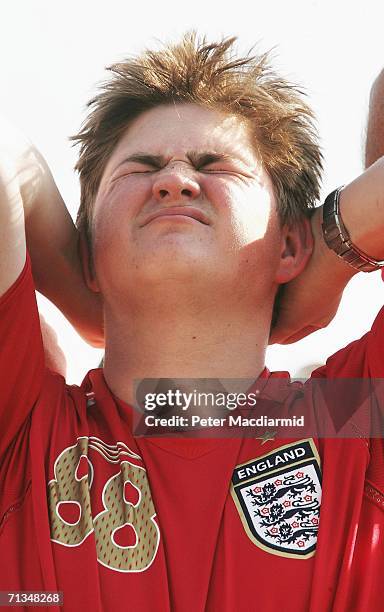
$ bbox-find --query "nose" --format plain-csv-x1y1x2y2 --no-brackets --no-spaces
152,165,201,202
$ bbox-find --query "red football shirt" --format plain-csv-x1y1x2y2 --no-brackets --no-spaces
0,257,383,611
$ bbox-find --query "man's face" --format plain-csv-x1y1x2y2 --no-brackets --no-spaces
91,103,287,307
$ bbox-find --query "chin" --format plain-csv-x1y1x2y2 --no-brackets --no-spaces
132,252,212,285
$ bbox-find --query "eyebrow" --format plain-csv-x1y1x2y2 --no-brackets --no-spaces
115,151,244,170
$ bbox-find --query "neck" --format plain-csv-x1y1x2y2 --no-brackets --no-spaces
103,289,272,406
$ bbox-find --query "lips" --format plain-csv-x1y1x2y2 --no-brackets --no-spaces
141,206,210,227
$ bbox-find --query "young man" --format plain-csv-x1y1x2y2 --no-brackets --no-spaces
0,35,383,611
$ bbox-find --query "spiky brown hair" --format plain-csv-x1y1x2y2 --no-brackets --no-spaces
73,33,322,245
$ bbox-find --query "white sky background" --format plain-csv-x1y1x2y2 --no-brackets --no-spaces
1,0,383,383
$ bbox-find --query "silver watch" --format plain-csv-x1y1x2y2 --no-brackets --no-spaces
321,187,384,272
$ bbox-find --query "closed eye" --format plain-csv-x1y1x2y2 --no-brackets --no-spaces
128,164,157,174
199,162,251,177
111,162,158,181
200,165,233,173
190,152,245,176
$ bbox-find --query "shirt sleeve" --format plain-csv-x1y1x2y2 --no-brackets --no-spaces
311,273,384,500
0,254,45,458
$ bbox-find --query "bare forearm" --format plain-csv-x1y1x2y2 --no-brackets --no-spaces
270,161,384,344
271,70,384,345
0,115,103,345
24,150,104,346
21,146,79,288
340,156,384,261
319,71,384,277
310,159,384,295
0,118,29,294
0,115,76,282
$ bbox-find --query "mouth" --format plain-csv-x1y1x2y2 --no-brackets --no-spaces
141,206,210,227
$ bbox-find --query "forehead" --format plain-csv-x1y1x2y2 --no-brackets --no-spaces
108,103,258,167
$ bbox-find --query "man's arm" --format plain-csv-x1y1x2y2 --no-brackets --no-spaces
0,115,103,346
0,118,27,295
270,71,384,345
270,156,384,345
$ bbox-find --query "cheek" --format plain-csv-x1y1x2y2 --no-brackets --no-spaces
90,207,136,298
90,199,131,280
223,183,274,246
92,213,121,271
215,182,282,281
92,181,146,246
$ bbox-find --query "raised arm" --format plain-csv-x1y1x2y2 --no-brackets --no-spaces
270,71,384,345
270,157,384,345
0,115,103,345
0,116,28,294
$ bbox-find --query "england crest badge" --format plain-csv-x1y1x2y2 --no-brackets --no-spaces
231,439,322,559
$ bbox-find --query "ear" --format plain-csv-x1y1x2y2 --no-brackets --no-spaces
274,218,313,284
79,231,100,293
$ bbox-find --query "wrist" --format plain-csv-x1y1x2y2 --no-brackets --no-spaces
339,158,384,261
322,188,384,272
311,206,357,286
